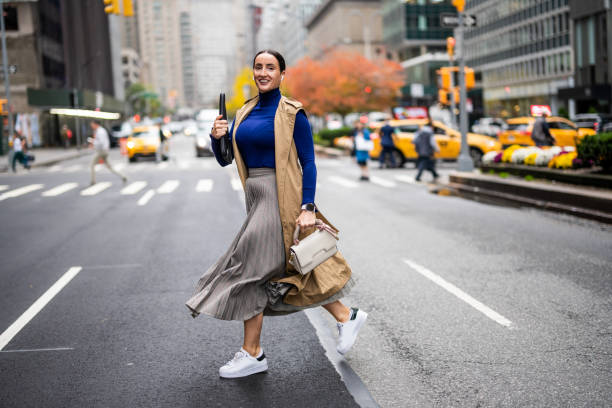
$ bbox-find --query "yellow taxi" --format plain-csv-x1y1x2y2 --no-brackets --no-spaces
365,119,501,165
498,117,596,148
126,126,171,162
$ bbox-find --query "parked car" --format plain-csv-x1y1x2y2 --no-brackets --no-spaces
572,113,612,134
126,126,171,162
364,119,501,166
471,117,507,137
498,116,596,148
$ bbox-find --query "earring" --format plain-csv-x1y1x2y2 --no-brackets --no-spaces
281,75,284,80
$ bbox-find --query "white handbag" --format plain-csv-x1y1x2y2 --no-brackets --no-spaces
355,133,374,151
289,220,339,275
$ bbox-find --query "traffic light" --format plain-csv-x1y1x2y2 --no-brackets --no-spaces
0,99,7,115
123,0,134,17
452,0,465,12
446,37,455,58
104,0,120,15
438,89,459,106
438,67,453,90
465,67,475,89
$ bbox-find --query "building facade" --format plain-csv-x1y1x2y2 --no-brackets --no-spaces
382,0,456,106
305,0,386,60
136,0,184,108
558,0,612,114
463,0,574,117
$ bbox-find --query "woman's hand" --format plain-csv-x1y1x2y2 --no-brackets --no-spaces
210,115,228,140
296,210,316,231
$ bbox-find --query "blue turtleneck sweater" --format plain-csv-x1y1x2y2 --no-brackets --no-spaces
211,88,316,205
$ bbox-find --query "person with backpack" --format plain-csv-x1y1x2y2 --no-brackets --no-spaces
413,118,439,182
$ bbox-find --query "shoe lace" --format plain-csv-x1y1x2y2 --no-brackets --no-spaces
225,350,247,367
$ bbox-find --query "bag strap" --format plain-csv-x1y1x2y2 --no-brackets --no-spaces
293,219,339,245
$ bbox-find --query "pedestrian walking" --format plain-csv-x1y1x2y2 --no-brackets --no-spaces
378,119,397,169
155,124,168,162
413,119,439,182
354,121,373,181
186,50,366,379
87,120,127,186
11,134,30,172
61,124,73,148
531,113,555,147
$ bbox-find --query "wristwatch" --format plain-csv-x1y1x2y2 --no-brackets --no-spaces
301,203,316,212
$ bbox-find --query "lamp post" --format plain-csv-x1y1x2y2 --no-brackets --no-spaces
455,4,474,172
1,0,14,154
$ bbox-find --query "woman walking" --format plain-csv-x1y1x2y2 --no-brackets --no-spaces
186,50,367,379
354,121,372,181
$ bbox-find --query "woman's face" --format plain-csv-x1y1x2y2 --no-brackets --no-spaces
253,53,284,93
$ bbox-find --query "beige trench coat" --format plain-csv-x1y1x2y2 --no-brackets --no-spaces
232,94,352,307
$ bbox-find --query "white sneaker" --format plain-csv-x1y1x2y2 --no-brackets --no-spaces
336,308,367,355
219,348,268,378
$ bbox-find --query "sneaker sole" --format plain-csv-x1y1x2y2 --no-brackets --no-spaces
337,312,368,355
219,361,268,379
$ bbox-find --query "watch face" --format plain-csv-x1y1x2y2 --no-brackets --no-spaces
305,203,315,211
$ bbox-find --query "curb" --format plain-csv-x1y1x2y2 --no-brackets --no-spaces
447,172,612,224
314,145,346,158
1,150,92,173
480,163,612,189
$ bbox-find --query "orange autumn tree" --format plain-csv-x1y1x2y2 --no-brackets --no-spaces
285,51,404,120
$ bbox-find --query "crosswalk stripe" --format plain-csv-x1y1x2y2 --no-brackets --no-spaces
0,184,44,201
231,178,242,191
196,179,213,192
80,182,112,196
0,185,9,192
328,176,358,188
121,181,147,195
370,176,397,188
64,164,83,173
47,165,62,173
42,183,79,197
157,180,179,194
138,189,155,206
394,175,417,184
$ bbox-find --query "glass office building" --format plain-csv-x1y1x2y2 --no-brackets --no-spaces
463,0,573,117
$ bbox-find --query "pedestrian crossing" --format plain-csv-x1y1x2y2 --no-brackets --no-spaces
0,172,433,207
24,159,218,176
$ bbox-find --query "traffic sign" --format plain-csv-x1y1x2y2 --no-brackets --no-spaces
440,13,477,28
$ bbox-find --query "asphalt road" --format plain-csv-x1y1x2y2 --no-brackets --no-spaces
0,134,610,407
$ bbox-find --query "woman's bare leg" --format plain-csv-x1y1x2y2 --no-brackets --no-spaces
323,300,351,323
243,312,263,357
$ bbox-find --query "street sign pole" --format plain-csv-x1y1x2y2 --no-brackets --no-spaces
1,0,14,155
457,11,474,172
449,57,457,129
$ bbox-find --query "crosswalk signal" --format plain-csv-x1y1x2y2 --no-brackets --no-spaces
465,67,475,90
446,37,455,58
122,0,134,17
104,0,120,15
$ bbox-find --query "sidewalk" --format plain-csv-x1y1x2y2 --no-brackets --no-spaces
446,171,612,224
1,147,92,173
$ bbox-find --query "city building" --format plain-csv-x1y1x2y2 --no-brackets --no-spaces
558,0,612,114
136,0,183,108
382,0,456,106
305,0,386,61
463,0,574,117
121,0,141,90
2,0,123,149
121,49,142,89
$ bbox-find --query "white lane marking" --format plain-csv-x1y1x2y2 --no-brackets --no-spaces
138,189,155,206
328,176,358,188
404,259,513,328
370,176,397,188
156,162,169,170
0,184,44,201
0,347,74,353
80,182,112,196
63,164,82,173
157,180,180,194
196,179,214,192
395,175,417,184
47,165,62,173
231,178,242,191
121,181,147,195
0,266,83,350
0,185,9,192
42,183,79,197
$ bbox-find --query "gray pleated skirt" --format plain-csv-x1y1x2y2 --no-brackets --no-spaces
186,167,353,321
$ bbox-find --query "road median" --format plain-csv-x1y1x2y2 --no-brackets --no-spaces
446,171,612,224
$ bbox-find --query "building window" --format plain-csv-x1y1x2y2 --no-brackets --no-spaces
587,16,595,65
575,20,582,68
2,6,18,31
